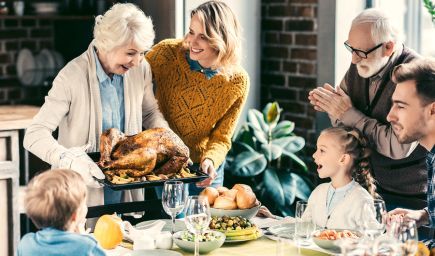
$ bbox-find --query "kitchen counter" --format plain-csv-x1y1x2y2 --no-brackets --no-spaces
0,105,40,130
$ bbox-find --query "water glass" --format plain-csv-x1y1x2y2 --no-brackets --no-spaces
184,195,211,256
294,201,315,247
397,219,418,255
162,181,186,234
360,199,387,240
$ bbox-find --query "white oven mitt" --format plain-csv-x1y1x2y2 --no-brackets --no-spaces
57,144,105,188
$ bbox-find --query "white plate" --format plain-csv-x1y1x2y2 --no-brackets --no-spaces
32,53,44,86
267,223,295,240
129,249,182,256
136,219,186,233
40,49,56,77
16,49,35,86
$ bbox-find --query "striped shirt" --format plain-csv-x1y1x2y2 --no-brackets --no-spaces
427,146,435,227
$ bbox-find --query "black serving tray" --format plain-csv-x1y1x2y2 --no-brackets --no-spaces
88,152,209,191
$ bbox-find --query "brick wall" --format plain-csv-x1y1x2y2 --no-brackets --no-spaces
261,0,318,151
0,17,54,105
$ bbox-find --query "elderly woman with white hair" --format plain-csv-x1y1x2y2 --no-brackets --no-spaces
24,3,170,207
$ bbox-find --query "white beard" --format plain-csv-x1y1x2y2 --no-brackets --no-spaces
356,51,389,78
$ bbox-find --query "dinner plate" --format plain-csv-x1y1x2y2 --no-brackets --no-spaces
224,229,263,243
40,49,56,77
32,53,44,86
128,249,182,256
16,48,35,86
51,50,64,70
136,219,186,233
267,223,295,240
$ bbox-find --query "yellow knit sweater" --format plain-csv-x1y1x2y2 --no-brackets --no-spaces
146,39,250,168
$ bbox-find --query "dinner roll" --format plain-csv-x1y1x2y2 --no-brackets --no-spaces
213,196,237,210
232,184,253,193
216,186,229,195
235,186,257,209
222,189,238,200
199,187,219,205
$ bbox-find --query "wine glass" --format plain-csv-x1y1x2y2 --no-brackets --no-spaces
162,181,186,234
294,201,316,247
184,195,211,256
397,219,419,256
360,199,387,240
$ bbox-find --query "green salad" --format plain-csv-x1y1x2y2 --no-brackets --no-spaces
180,231,221,242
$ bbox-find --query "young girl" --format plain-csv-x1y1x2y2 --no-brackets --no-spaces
259,127,377,230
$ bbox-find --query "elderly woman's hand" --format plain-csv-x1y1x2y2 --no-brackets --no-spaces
196,158,217,187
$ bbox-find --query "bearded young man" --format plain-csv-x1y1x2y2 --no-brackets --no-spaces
308,8,426,210
387,58,435,246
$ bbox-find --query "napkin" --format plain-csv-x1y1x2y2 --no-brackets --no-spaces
123,220,166,250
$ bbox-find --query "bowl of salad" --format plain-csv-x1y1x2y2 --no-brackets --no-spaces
173,230,225,254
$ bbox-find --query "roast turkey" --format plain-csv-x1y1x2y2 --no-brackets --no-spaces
98,128,189,176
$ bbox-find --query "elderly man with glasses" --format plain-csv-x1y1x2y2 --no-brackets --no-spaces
309,8,427,212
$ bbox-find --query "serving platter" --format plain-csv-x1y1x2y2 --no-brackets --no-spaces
88,152,209,190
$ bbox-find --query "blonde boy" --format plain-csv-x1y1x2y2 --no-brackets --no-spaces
18,169,105,256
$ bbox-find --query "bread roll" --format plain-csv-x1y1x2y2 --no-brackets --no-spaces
232,184,253,193
222,189,238,200
199,187,219,205
216,186,229,195
213,196,237,210
236,188,257,209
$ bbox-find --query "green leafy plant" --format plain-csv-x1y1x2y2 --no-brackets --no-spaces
423,0,435,23
225,102,314,216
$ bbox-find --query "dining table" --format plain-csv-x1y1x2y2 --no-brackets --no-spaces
105,217,332,256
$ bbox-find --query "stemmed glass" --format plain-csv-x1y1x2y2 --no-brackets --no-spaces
162,181,186,234
360,199,387,240
397,219,419,256
184,195,211,256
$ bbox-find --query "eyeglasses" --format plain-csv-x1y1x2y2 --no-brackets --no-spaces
344,42,383,59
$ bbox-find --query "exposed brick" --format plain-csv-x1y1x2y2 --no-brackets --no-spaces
262,60,281,72
264,32,279,44
22,19,36,27
280,101,307,114
20,41,37,50
279,33,293,44
299,63,316,75
263,46,288,58
262,19,283,31
270,87,297,100
0,90,5,101
263,0,286,3
289,0,318,3
0,54,8,63
295,34,317,46
262,74,285,86
288,76,317,89
286,115,314,130
39,40,53,49
291,48,316,60
7,87,22,100
5,41,19,51
39,20,53,27
0,29,27,39
299,88,316,101
268,5,286,17
285,20,314,32
283,61,297,73
6,65,16,76
30,28,52,38
4,19,19,28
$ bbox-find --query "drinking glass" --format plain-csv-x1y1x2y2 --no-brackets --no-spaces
162,181,186,234
360,199,387,240
294,201,316,247
397,219,418,256
184,195,211,256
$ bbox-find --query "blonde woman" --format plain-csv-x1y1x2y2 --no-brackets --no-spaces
24,3,170,207
146,0,250,194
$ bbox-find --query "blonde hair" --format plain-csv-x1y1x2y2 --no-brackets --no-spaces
24,169,87,231
352,8,402,45
183,0,242,75
93,3,155,53
321,127,379,198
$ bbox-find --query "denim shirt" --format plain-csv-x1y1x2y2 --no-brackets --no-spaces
17,227,106,256
93,48,125,132
427,146,435,227
185,53,218,79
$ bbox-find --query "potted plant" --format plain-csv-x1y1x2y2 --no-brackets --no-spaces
423,0,435,24
225,102,314,216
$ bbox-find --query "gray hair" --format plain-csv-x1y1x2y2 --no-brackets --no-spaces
93,3,154,53
352,8,402,44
